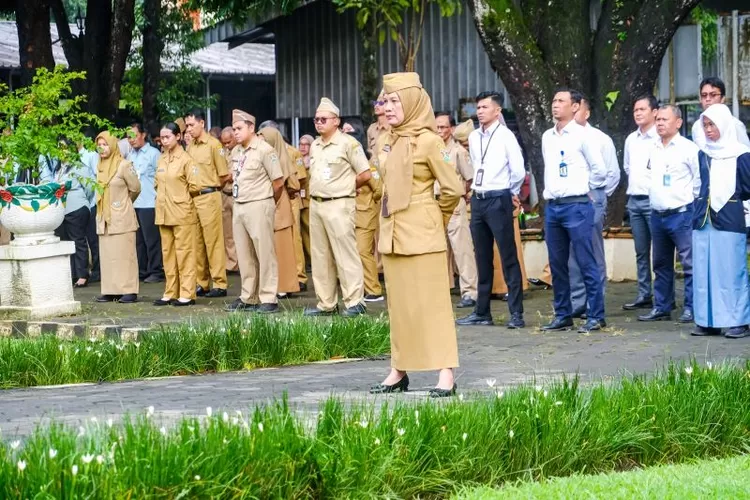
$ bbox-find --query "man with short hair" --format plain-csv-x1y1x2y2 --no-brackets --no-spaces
692,77,750,149
622,94,659,310
128,122,164,283
366,92,390,156
220,126,239,274
305,97,372,316
638,105,698,323
456,91,526,329
184,109,230,298
435,111,477,309
540,88,607,333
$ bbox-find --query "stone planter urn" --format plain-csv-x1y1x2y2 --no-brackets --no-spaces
0,182,81,319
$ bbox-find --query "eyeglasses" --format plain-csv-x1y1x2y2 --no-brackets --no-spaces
313,117,332,124
436,126,451,131
700,92,722,100
371,100,385,107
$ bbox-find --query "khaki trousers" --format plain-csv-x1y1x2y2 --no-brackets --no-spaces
193,191,227,290
221,192,238,272
356,225,382,296
233,198,278,304
310,197,365,310
291,196,307,284
160,224,197,300
301,207,311,262
447,198,477,300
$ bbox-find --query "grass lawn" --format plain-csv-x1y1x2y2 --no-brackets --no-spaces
456,453,750,499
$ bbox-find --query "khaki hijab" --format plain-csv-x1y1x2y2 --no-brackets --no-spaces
382,72,437,215
258,128,291,181
96,131,126,224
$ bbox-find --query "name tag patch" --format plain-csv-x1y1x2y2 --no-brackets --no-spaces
663,174,671,187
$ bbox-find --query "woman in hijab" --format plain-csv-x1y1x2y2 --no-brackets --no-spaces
258,127,300,297
95,131,141,303
369,73,463,397
692,103,750,339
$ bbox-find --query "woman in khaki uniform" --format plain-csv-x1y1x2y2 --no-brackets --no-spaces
370,72,462,398
95,132,141,303
355,157,384,300
258,127,300,296
298,134,313,260
153,123,200,306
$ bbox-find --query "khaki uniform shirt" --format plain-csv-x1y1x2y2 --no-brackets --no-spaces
299,156,311,208
284,144,302,192
309,130,370,199
155,146,199,226
435,138,473,196
221,147,234,195
186,133,229,189
376,132,462,256
367,121,390,156
356,158,383,230
96,161,141,235
231,136,282,204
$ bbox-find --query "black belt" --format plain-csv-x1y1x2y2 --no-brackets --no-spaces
547,195,589,205
311,195,354,203
473,189,510,200
653,204,688,217
193,187,219,197
630,195,649,201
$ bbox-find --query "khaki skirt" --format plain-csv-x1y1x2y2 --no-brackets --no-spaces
99,230,139,295
275,226,300,293
383,251,459,371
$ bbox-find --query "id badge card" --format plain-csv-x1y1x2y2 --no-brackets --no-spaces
663,174,671,187
300,188,306,198
559,162,568,178
232,183,239,199
475,169,484,187
322,165,332,181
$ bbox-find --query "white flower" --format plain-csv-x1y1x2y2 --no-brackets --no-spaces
49,449,58,459
414,410,419,420
78,426,86,437
223,438,229,445
17,460,26,471
106,418,114,428
374,438,381,446
554,401,563,406
10,440,20,450
96,352,103,358
543,390,548,398
134,342,141,348
82,454,94,464
90,417,98,423
458,393,464,402
96,455,104,465
59,345,64,352
75,348,80,354
86,346,93,352
194,475,201,480
685,366,694,375
706,361,713,370
206,407,213,417
462,433,468,442
231,417,239,426
535,385,543,392
397,428,405,436
359,420,369,429
497,391,504,399
147,406,155,417
223,412,229,423
257,422,264,433
486,378,497,388
509,430,515,439
71,465,78,476
235,410,243,417
160,427,167,436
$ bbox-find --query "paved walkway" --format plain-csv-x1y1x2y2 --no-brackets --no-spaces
1,280,749,437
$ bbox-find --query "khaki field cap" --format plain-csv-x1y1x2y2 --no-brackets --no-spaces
232,109,255,125
174,117,186,133
453,119,475,142
316,98,340,117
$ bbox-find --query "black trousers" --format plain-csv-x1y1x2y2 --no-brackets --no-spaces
55,205,90,281
136,208,164,279
86,206,100,281
470,191,524,316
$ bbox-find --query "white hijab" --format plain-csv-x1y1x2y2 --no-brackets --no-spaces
701,104,750,212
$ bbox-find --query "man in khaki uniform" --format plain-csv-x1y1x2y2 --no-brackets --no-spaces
225,110,285,313
220,127,239,274
366,93,390,156
184,109,229,297
305,97,372,316
435,112,477,308
356,157,383,301
298,134,314,263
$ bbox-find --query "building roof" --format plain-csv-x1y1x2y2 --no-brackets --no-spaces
0,21,274,75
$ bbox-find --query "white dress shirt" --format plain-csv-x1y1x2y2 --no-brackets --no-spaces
623,125,657,196
468,120,526,194
648,134,700,211
542,121,607,200
692,116,750,150
585,123,620,196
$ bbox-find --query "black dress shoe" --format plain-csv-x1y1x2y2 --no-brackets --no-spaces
205,288,227,298
225,299,257,312
428,384,457,398
144,274,165,284
456,313,494,326
257,303,279,314
457,297,476,308
571,307,587,319
370,374,409,394
678,308,693,324
528,278,551,289
623,297,653,310
725,326,750,339
506,313,525,329
342,303,367,317
638,309,671,322
196,286,207,297
691,325,722,336
298,282,308,292
153,298,172,306
541,317,574,331
172,299,195,307
95,295,117,303
118,294,138,304
303,307,337,317
578,319,604,333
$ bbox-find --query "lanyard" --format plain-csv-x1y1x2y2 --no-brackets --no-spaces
479,125,500,166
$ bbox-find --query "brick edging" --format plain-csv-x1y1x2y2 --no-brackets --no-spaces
0,321,147,341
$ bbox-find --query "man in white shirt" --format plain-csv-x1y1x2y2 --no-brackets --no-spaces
638,105,698,323
456,91,526,329
540,89,608,333
568,97,620,317
691,77,750,150
622,94,659,311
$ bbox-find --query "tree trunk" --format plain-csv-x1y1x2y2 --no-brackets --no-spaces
142,0,162,126
359,16,379,126
15,0,55,85
83,0,112,118
467,0,700,225
106,0,136,119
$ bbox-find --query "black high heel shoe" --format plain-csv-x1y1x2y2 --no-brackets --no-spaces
428,384,457,398
369,374,409,394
